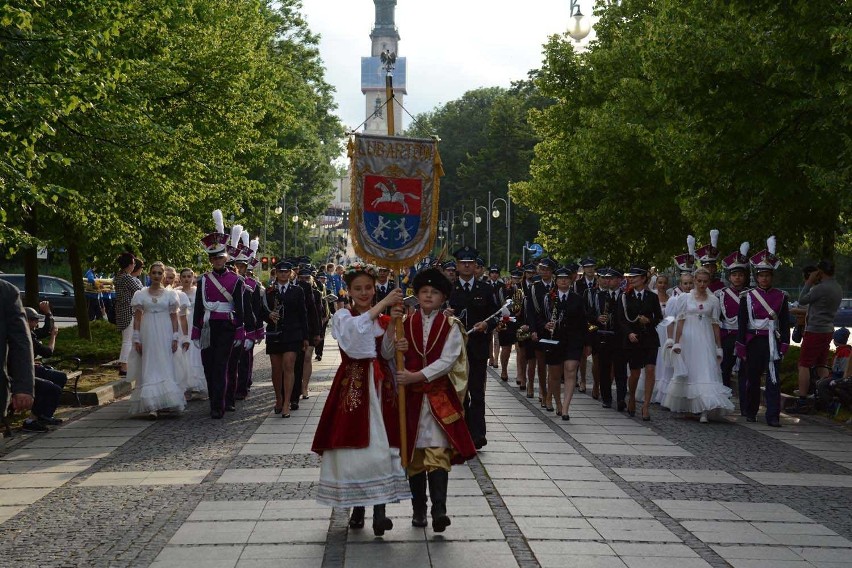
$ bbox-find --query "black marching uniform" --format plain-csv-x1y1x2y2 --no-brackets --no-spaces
448,260,498,447
616,286,663,370
588,281,626,408
546,288,587,365
291,277,321,406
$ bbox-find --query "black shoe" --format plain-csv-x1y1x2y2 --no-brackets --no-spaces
767,420,781,428
746,416,757,423
474,438,487,450
22,419,49,433
38,416,64,426
290,402,299,411
314,355,322,361
601,402,612,409
617,402,627,412
118,370,127,377
224,405,236,412
561,414,570,421
628,410,636,417
409,472,428,527
526,392,534,398
349,506,365,529
235,394,246,401
372,504,393,536
545,406,554,412
210,411,223,419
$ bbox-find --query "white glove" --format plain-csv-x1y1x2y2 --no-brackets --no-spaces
244,339,255,351
672,342,682,354
716,347,723,359
664,338,674,349
193,339,202,350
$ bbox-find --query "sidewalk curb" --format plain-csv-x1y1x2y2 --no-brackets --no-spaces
65,378,136,406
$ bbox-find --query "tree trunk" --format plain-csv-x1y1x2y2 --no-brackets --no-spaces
23,208,39,308
67,240,91,340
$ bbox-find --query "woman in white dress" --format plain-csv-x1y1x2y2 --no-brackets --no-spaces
311,264,410,536
174,268,207,398
127,262,188,418
651,272,694,405
663,268,734,422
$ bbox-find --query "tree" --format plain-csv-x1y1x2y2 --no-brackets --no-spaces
516,0,851,267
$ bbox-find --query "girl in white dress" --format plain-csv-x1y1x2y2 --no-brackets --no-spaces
651,272,694,405
128,262,188,417
664,268,734,422
174,268,207,398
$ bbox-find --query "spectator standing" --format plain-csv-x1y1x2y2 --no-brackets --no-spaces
1,279,35,429
793,260,843,412
85,264,104,321
114,253,143,377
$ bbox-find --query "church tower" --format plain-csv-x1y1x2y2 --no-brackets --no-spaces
362,0,406,134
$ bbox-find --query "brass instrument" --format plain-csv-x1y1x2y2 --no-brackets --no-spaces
509,284,530,341
539,292,561,350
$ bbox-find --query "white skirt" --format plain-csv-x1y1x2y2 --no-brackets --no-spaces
316,367,410,508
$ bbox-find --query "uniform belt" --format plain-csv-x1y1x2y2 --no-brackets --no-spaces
748,329,770,336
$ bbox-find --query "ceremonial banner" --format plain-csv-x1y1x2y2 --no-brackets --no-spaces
348,133,443,270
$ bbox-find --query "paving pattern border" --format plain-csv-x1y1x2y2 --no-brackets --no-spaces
488,368,731,568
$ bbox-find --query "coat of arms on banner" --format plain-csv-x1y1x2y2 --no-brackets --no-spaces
348,134,443,269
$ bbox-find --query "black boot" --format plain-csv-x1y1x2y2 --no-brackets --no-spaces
409,472,428,527
372,504,393,536
348,506,365,529
428,470,451,532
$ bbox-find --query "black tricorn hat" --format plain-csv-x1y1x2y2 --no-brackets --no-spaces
412,267,452,297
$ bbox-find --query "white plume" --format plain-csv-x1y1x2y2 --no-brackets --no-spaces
739,241,750,257
230,224,243,248
710,229,719,248
249,238,259,254
212,209,224,234
767,235,776,255
687,235,696,256
240,230,249,248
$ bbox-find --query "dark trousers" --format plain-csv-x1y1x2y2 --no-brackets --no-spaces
291,348,306,401
613,345,628,406
464,356,487,441
202,320,235,414
315,322,329,357
596,337,618,405
35,366,68,390
32,377,61,419
86,297,103,321
720,333,739,389
225,344,244,407
745,336,781,422
235,346,253,398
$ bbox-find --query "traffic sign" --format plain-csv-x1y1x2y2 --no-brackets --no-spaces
529,243,543,258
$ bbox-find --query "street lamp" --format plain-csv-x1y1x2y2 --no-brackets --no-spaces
460,211,475,246
567,0,591,42
275,195,299,258
491,194,510,273
473,201,488,255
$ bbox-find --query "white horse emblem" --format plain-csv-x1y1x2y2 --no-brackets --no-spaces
370,179,420,214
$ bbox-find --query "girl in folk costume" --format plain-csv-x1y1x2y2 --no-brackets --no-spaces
382,268,477,533
311,263,409,536
664,268,735,422
127,262,188,418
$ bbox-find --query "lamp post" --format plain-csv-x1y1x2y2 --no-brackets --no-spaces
473,200,489,257
274,195,299,258
567,0,591,42
460,212,475,246
491,194,510,273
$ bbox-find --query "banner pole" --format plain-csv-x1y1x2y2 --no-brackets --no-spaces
385,64,408,470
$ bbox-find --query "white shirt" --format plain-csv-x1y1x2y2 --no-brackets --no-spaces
458,278,475,290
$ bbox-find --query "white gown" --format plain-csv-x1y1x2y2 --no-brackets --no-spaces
316,310,410,508
176,287,207,395
663,291,734,416
651,298,678,405
127,288,187,415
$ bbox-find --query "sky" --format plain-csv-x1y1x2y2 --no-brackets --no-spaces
300,0,594,133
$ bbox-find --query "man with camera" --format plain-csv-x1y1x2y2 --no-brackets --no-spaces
791,260,843,413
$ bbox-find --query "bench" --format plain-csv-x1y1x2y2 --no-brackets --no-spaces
42,356,84,407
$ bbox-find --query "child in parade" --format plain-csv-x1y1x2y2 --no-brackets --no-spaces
311,263,409,536
383,268,477,532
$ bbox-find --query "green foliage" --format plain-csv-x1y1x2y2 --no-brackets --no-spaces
1,0,342,278
54,320,122,363
407,81,545,265
517,0,851,267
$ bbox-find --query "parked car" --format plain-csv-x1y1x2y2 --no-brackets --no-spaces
835,298,852,327
0,274,76,317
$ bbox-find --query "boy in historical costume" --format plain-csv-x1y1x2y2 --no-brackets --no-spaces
717,242,751,403
385,268,477,532
736,237,791,427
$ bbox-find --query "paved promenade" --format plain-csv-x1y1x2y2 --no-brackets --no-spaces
1,337,851,567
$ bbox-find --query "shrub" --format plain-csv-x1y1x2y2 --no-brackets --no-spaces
54,320,121,364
